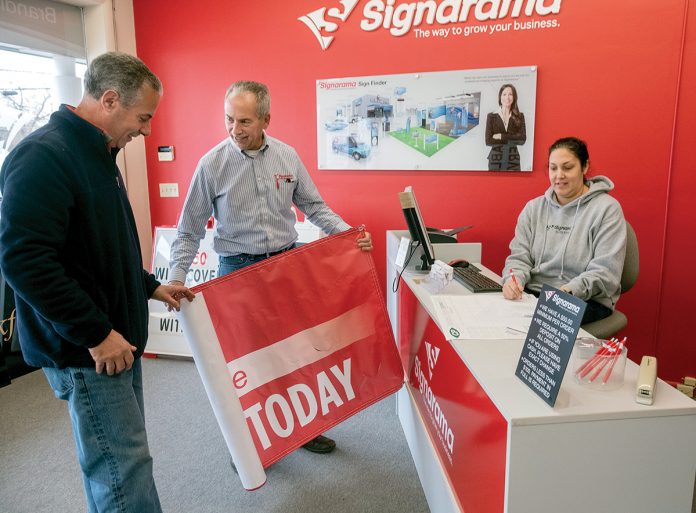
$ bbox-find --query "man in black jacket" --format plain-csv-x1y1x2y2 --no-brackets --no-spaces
0,52,193,513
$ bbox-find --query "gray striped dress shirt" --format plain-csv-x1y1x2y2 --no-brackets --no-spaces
169,134,350,283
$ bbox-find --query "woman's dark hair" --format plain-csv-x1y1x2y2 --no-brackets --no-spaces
498,83,520,117
549,137,590,169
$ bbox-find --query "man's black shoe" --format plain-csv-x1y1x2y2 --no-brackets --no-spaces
302,434,336,454
231,434,335,473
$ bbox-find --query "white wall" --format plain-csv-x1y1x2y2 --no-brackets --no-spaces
83,0,154,267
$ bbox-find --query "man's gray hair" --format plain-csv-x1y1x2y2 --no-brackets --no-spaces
225,81,271,118
84,52,162,107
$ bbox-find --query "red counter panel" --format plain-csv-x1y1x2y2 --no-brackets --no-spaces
400,285,507,513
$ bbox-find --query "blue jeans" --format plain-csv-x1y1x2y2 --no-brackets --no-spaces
43,359,162,513
218,253,269,276
218,244,298,276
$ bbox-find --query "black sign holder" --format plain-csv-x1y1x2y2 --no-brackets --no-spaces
515,285,586,407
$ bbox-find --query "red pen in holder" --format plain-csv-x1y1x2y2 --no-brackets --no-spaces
573,338,628,391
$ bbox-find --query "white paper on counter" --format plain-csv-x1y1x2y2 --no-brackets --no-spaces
430,293,537,340
177,296,266,490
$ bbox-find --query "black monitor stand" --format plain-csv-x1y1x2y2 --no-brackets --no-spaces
416,249,432,272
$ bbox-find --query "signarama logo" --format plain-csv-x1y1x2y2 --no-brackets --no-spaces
425,340,440,380
298,0,360,50
298,0,562,50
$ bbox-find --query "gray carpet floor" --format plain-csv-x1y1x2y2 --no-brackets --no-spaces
0,357,429,513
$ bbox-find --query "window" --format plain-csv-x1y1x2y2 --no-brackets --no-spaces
0,0,87,168
0,49,86,168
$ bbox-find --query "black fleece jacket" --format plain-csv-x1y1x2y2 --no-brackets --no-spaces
0,105,159,368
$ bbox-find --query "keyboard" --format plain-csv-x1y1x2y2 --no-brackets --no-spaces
452,266,503,293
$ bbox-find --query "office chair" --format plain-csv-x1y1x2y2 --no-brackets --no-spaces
582,222,639,340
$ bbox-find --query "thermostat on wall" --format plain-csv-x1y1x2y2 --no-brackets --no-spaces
157,145,175,161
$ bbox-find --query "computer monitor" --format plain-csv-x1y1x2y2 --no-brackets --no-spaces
398,186,435,271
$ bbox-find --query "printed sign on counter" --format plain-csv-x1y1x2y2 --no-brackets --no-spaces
515,285,586,407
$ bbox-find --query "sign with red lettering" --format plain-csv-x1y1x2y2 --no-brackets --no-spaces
147,227,218,356
179,228,404,489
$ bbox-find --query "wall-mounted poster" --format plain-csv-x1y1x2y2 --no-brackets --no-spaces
316,65,536,171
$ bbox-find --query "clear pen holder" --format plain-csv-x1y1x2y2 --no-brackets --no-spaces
573,338,627,391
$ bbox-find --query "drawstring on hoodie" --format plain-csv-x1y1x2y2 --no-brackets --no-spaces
558,199,582,280
533,204,550,274
535,183,586,279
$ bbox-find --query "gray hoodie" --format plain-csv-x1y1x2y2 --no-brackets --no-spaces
503,176,626,310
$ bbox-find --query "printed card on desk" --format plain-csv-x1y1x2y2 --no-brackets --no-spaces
394,237,411,269
515,285,586,407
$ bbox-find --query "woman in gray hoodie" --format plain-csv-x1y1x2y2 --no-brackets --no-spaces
502,137,627,323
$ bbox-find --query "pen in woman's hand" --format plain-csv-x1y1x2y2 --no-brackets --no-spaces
508,268,523,299
509,268,518,287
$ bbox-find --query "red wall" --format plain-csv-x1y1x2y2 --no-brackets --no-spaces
656,2,696,380
133,0,696,381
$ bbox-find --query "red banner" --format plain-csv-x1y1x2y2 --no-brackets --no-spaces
182,228,403,483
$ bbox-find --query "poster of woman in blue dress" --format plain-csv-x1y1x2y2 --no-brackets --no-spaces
485,83,527,170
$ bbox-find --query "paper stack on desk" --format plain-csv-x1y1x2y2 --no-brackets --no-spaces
430,294,537,340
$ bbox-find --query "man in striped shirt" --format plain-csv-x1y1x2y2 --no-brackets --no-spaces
169,80,372,455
